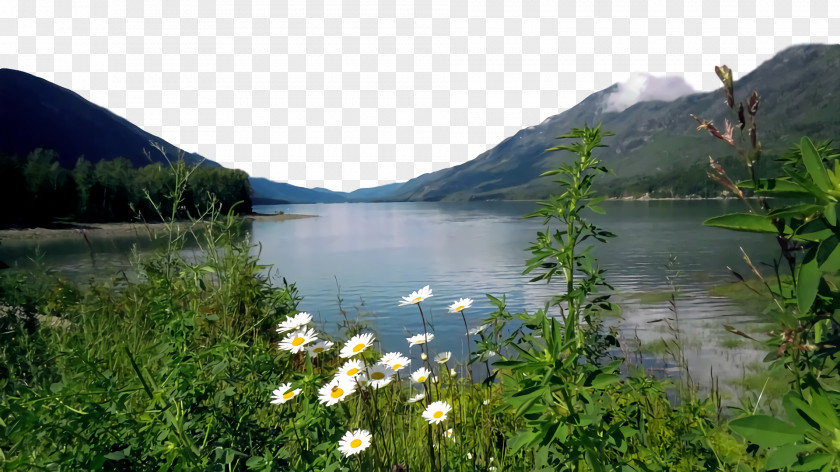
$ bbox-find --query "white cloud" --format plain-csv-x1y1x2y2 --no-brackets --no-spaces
603,73,696,113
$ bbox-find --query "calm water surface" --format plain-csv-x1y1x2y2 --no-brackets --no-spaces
251,201,777,381
1,201,778,382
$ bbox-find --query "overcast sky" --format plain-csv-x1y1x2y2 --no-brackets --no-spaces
1,1,838,191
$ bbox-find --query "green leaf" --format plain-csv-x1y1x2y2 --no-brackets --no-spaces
738,178,812,197
817,235,840,273
768,203,824,220
703,213,778,233
790,453,833,471
801,137,832,192
589,373,620,389
797,249,820,314
728,415,803,447
793,218,834,242
246,457,266,470
509,429,539,452
765,443,814,470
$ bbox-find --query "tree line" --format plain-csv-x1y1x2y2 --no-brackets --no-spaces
0,149,252,228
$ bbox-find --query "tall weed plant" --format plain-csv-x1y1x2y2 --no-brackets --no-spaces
695,65,840,471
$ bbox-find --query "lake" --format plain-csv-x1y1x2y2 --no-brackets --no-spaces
0,200,778,384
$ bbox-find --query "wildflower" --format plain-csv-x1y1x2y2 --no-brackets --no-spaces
318,378,356,406
278,327,318,354
411,367,431,383
355,373,371,388
379,351,403,366
338,429,372,457
386,354,410,372
269,383,300,404
467,452,473,460
445,428,455,442
340,332,375,358
447,298,473,312
276,312,312,333
306,340,334,358
407,392,426,403
399,285,433,306
420,352,428,361
434,352,451,364
336,359,363,379
422,401,452,424
367,364,395,389
407,333,435,346
449,368,457,378
467,323,489,335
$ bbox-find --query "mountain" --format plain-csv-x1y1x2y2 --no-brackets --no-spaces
0,68,216,169
383,44,840,201
248,177,349,204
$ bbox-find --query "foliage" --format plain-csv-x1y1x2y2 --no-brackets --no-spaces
0,147,252,228
695,65,840,470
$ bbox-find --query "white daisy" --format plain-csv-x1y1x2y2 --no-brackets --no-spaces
434,352,452,364
336,359,363,380
406,333,435,347
411,367,431,383
445,428,455,442
407,392,426,403
337,429,372,457
367,364,395,389
379,351,403,366
340,332,375,358
422,401,452,424
276,312,313,333
306,340,334,358
318,378,356,406
386,355,411,372
269,383,301,404
447,298,473,313
278,327,318,354
355,373,371,388
467,323,490,336
399,285,433,306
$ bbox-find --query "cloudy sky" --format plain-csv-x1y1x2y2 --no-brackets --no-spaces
1,1,838,191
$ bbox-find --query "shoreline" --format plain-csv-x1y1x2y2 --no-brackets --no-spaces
0,213,316,240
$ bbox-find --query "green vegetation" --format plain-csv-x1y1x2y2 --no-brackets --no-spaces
0,145,252,228
2,63,840,471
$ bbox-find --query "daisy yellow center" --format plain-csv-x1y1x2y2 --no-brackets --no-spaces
292,337,305,346
283,391,295,400
433,411,443,419
350,439,362,448
352,343,366,353
371,372,385,380
331,388,344,399
412,297,422,303
391,364,402,370
455,305,465,311
313,347,324,353
346,368,359,376
417,376,426,382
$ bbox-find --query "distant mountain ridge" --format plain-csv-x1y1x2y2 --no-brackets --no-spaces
363,43,840,201
4,44,838,204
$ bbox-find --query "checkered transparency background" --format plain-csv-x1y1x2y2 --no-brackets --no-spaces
1,1,837,192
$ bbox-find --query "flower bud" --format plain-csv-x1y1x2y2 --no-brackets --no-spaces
420,352,428,361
